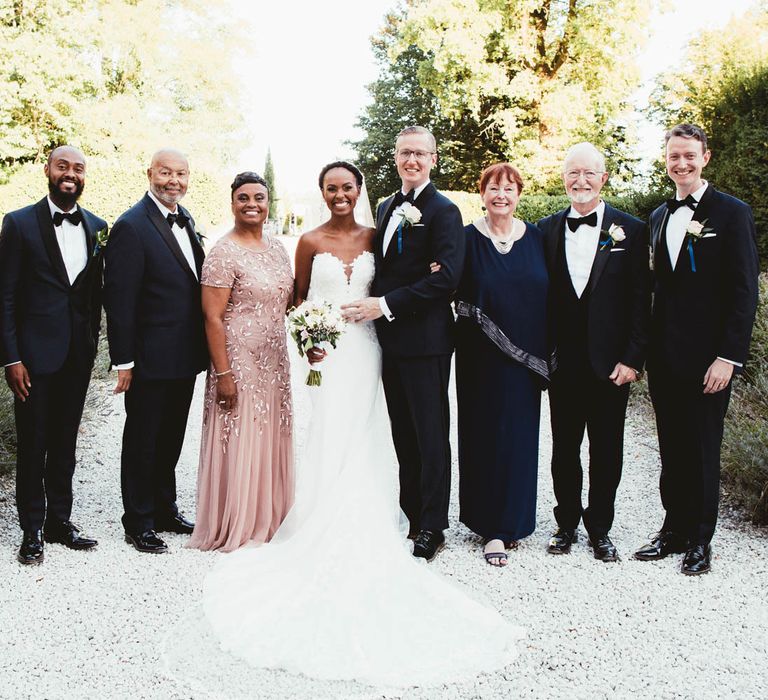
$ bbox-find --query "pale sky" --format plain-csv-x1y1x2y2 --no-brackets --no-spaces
232,0,758,197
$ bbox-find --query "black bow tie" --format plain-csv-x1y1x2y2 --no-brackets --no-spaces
666,194,698,213
167,211,189,229
52,210,82,227
566,211,598,232
393,189,415,207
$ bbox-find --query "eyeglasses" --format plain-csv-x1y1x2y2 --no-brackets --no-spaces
565,170,604,180
395,149,435,162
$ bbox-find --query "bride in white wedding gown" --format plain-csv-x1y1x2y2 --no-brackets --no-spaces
166,162,523,692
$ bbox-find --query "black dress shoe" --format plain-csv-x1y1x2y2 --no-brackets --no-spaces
634,531,688,561
681,544,711,575
547,528,577,554
412,530,445,562
589,534,618,562
44,521,98,550
155,512,195,535
125,530,168,553
17,530,44,565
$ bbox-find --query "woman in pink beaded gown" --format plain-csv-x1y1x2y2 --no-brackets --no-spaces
188,172,294,552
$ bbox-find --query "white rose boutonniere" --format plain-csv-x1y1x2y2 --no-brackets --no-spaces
396,203,422,254
599,223,626,250
684,219,714,272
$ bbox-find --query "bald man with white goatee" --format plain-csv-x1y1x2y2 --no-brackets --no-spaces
103,149,208,553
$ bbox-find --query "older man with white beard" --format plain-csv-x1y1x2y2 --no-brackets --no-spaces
538,143,651,562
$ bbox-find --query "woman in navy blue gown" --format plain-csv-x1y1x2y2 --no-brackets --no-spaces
455,163,550,566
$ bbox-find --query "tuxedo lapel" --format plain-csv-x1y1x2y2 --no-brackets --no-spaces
375,194,396,263
652,206,672,276
143,195,199,282
675,185,716,273
34,199,70,288
588,205,615,294
544,210,568,271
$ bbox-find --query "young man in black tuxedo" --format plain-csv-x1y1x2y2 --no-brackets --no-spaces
342,126,465,561
0,146,105,564
635,124,759,575
539,142,651,562
104,149,207,554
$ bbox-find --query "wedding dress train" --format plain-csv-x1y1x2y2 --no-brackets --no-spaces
166,251,523,692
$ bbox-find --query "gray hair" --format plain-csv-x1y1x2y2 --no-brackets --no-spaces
563,142,606,173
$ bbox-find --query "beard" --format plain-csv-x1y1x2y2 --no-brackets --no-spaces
150,183,185,208
48,178,84,209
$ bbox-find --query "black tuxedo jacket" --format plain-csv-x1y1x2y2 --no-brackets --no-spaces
103,193,208,380
0,198,106,374
372,183,465,356
648,185,759,379
539,203,651,379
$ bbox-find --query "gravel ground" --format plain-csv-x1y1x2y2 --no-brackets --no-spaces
0,365,766,700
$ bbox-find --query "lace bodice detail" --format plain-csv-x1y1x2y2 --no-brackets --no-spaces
306,251,374,305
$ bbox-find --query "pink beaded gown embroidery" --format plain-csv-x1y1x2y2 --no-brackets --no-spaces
188,235,294,552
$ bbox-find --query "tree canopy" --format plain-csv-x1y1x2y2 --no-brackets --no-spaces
0,0,245,226
353,0,652,200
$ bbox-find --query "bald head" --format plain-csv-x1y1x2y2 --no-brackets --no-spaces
45,145,86,210
147,148,189,209
48,145,86,166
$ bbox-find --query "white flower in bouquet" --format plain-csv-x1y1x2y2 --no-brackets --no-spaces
287,299,346,386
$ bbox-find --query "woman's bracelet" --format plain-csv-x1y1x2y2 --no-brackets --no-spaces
215,369,233,377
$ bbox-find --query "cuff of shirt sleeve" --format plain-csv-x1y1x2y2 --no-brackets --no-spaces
717,357,742,368
379,297,395,322
3,361,21,367
112,362,135,370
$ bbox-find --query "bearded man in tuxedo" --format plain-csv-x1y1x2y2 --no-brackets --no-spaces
104,149,207,554
342,126,465,561
0,146,105,564
635,124,759,575
538,142,651,562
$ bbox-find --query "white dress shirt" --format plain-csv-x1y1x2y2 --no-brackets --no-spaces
666,181,709,270
564,200,605,298
48,197,88,285
147,190,198,281
379,180,431,321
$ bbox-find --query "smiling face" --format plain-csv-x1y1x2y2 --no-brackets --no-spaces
321,167,360,216
563,148,608,211
45,146,86,210
147,150,189,209
665,135,710,197
394,132,436,191
481,176,520,218
231,182,269,227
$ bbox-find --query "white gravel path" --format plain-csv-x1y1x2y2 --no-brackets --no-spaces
0,365,766,700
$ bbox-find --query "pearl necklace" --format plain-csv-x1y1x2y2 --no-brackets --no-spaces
485,216,518,251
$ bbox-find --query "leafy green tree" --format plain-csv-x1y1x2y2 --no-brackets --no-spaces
649,6,768,267
357,0,651,194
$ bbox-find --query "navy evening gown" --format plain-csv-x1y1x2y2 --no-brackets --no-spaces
455,222,549,543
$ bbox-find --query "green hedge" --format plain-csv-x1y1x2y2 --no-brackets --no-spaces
722,273,768,524
442,191,668,226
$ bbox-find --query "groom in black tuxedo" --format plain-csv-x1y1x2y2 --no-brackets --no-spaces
539,142,651,562
0,146,105,564
635,124,759,574
104,149,207,554
342,126,465,561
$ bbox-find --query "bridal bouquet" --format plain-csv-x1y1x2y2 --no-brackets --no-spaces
287,300,346,386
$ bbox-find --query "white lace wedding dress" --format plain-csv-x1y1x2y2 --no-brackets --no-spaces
165,251,524,693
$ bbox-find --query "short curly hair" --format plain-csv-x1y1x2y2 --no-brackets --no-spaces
231,171,269,199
